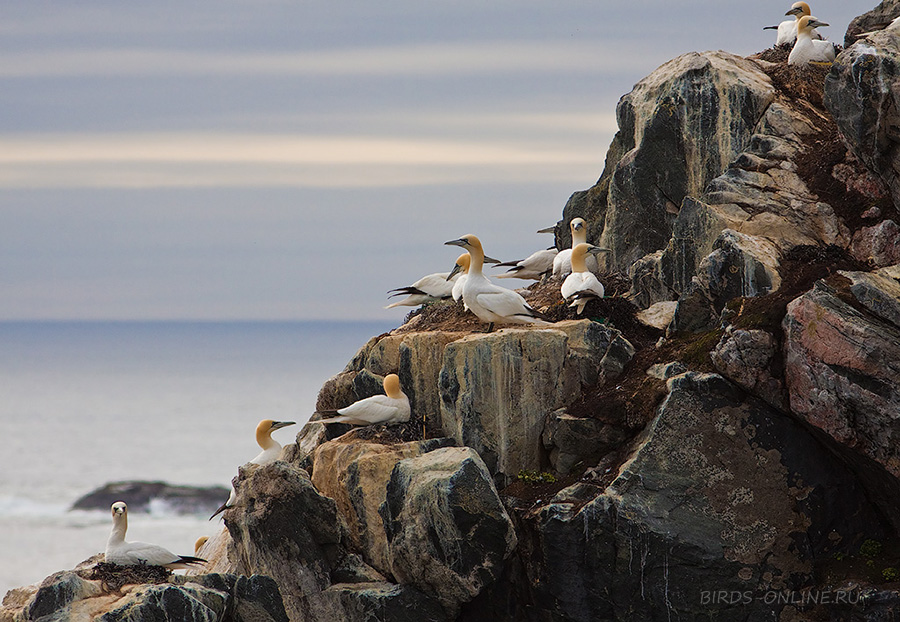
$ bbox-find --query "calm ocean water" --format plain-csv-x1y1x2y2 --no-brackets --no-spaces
0,320,395,597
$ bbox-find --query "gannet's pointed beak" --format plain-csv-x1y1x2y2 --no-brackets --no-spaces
786,7,802,16
483,255,501,264
536,226,556,234
271,421,296,431
447,263,464,280
808,19,829,27
587,246,612,256
445,238,467,248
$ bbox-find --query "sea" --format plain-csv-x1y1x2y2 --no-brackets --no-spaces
0,320,395,597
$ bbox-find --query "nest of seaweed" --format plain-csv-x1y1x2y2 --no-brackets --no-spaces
88,562,170,591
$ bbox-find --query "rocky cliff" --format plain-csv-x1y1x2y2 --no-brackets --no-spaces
7,3,900,621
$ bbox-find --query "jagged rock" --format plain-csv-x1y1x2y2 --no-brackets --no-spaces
851,219,900,267
439,321,633,484
645,360,687,380
320,582,448,622
844,0,900,47
825,27,900,207
329,554,386,585
784,271,900,479
527,372,888,621
218,461,347,621
310,436,456,576
596,52,776,272
0,569,287,622
384,447,517,616
668,281,717,333
541,409,630,475
711,327,785,410
71,481,230,515
634,300,677,330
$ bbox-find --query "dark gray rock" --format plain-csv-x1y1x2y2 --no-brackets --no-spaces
711,327,786,410
541,409,630,475
845,0,900,47
26,572,97,620
99,584,227,622
525,372,889,621
321,582,448,622
71,481,230,515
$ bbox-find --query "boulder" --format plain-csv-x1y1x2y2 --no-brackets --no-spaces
844,0,900,47
527,372,888,621
784,270,900,479
384,447,517,615
710,327,785,410
309,436,455,576
320,583,448,622
851,219,900,267
438,321,633,484
541,409,631,475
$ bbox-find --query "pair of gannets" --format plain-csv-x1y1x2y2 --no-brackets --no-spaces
765,2,823,46
315,373,411,426
385,254,501,309
105,501,206,570
492,226,557,281
561,244,608,314
210,419,295,519
788,15,836,65
445,234,550,331
553,218,607,278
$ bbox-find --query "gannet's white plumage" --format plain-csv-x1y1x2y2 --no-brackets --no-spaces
561,244,608,314
764,2,823,45
315,373,411,426
447,253,470,306
385,272,457,309
552,218,598,277
789,15,836,65
445,234,550,331
494,247,557,280
105,502,206,570
210,419,295,519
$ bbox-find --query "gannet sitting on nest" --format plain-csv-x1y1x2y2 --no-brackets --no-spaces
445,234,551,332
494,247,557,281
315,373,410,425
788,15,836,65
561,243,610,314
210,419,295,519
385,271,457,309
552,218,598,278
764,2,823,46
447,253,471,306
105,502,206,570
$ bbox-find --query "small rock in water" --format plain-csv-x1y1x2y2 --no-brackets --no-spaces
71,481,230,515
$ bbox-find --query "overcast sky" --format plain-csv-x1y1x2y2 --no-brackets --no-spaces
1,1,866,321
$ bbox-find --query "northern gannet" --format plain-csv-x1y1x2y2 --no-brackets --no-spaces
447,253,470,305
552,218,598,278
194,536,209,555
494,247,558,280
315,373,411,425
105,502,206,570
210,419,295,519
764,2,823,46
560,243,610,314
788,15,836,65
385,272,457,309
445,234,551,332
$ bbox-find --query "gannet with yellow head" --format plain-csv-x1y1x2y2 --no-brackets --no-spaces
315,373,411,425
552,218,599,277
194,536,209,555
105,501,207,569
445,234,551,332
560,243,610,314
210,419,295,519
447,253,471,306
764,2,823,46
788,15,836,65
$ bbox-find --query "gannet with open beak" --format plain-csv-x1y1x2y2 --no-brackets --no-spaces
210,419,295,519
561,244,610,314
788,15,836,65
105,501,206,570
445,234,551,332
764,2,823,46
552,218,598,277
315,373,411,425
447,253,471,306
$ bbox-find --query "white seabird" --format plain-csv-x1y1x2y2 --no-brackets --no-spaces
447,253,471,306
210,419,295,519
552,218,599,278
105,501,206,570
385,271,457,309
560,243,610,314
445,234,551,332
788,15,836,65
764,2,823,46
494,247,557,281
315,373,411,426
